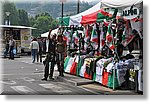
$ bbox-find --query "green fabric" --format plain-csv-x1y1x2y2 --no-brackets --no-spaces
59,17,70,26
96,13,108,22
93,73,96,81
76,58,84,76
108,70,119,88
64,57,70,71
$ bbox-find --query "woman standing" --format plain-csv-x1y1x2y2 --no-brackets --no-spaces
56,34,66,77
29,38,39,63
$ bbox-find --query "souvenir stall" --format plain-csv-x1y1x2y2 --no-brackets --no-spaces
61,0,143,92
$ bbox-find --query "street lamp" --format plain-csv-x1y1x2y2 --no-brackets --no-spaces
5,12,10,25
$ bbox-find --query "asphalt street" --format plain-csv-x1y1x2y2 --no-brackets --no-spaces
0,56,100,95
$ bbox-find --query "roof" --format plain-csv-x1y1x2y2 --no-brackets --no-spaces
0,25,36,29
101,0,143,8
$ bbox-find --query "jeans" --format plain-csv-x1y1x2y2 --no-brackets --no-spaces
31,49,38,63
9,46,14,59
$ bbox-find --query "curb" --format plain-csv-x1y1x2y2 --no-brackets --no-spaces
54,75,94,86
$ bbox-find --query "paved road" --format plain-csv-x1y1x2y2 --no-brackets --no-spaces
0,56,100,95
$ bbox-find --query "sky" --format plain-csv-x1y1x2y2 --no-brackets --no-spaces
0,0,100,3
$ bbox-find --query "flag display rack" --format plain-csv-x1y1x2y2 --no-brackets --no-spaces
61,0,143,92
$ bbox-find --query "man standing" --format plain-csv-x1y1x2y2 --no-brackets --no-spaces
9,36,15,60
29,38,39,63
37,37,43,63
42,30,57,81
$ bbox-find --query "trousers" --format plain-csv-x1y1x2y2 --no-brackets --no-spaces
44,53,55,78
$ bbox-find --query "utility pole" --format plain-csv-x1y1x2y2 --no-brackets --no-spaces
77,0,80,14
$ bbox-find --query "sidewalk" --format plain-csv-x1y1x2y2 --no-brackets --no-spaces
54,72,140,95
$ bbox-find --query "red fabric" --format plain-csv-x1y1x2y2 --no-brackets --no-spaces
102,70,109,86
84,72,92,80
81,9,108,25
70,62,77,75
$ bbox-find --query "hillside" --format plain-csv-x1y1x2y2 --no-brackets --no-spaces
15,2,94,18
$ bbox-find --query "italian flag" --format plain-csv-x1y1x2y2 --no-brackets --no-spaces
90,25,98,44
106,24,115,51
63,29,71,45
74,30,79,45
106,25,113,43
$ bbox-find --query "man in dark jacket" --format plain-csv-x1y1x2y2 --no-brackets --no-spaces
41,30,57,81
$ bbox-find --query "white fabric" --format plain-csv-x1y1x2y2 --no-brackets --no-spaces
106,62,114,72
41,32,49,38
41,28,59,38
69,1,101,26
96,58,112,75
79,61,86,77
65,57,75,73
101,0,143,8
138,70,143,91
130,20,143,39
117,69,127,86
95,74,102,84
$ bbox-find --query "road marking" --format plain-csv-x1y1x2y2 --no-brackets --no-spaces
39,83,72,94
21,77,35,82
11,86,38,95
0,80,16,85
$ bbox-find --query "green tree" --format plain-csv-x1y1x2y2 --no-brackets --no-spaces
31,12,59,37
18,9,29,26
3,2,19,25
32,15,51,37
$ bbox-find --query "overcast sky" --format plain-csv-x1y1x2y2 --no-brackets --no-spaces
1,0,100,3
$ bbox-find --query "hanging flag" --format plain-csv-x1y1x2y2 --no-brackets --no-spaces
103,19,109,27
74,30,79,45
106,24,115,51
121,20,135,47
116,12,121,19
106,25,113,43
63,29,71,45
90,25,98,44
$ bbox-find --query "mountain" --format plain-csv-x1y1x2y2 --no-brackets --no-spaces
15,1,94,18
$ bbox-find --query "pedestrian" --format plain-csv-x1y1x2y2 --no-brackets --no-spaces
42,38,46,54
29,38,39,63
9,36,16,60
37,37,43,62
41,29,57,81
4,39,9,58
56,34,66,77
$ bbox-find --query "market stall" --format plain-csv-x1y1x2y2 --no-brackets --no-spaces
60,0,143,93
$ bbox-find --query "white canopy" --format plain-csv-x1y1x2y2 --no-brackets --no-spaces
41,28,59,38
100,0,143,8
69,1,102,26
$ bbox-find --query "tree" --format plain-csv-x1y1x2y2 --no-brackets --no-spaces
3,2,19,25
31,12,59,37
18,9,29,26
32,15,51,37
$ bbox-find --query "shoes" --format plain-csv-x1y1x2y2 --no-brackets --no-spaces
41,78,47,81
49,77,54,80
59,74,64,77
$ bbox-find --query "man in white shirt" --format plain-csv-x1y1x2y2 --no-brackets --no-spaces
29,38,39,63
